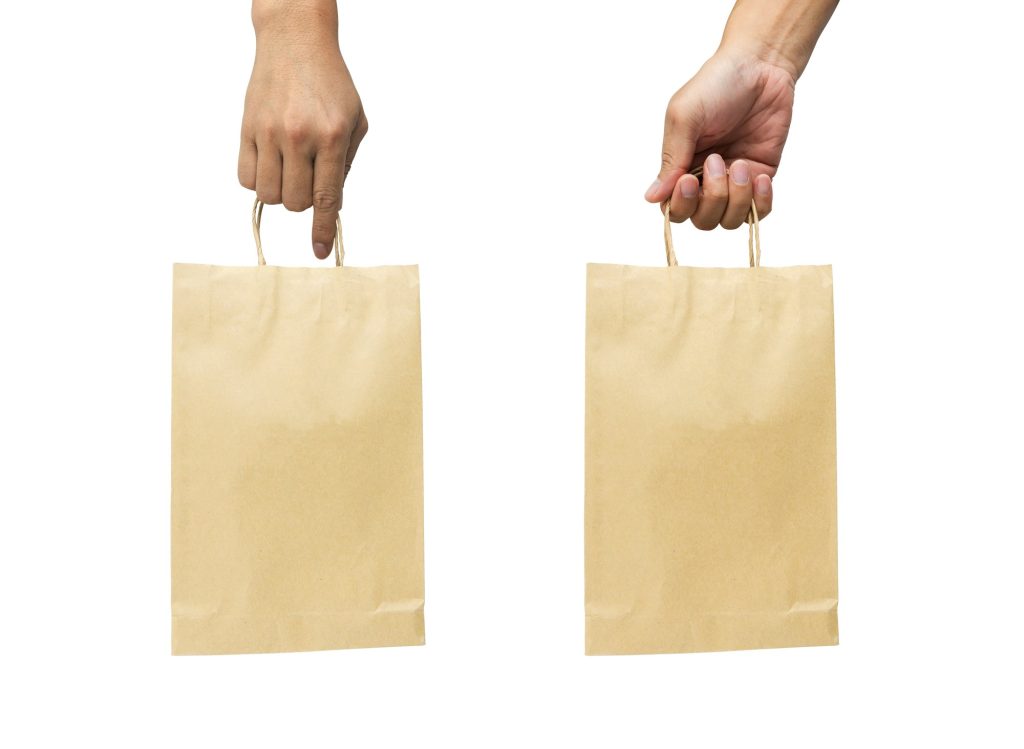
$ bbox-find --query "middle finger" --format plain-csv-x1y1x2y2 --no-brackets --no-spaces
691,153,729,230
282,146,314,212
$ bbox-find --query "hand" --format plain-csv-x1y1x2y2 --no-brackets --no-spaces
238,23,367,259
644,49,795,228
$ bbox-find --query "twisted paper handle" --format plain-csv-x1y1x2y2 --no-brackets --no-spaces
662,165,761,268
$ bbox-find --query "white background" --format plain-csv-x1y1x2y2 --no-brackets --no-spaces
2,1,1022,745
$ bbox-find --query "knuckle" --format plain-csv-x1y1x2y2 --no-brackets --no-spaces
669,203,692,223
283,120,309,144
354,116,369,138
665,101,683,124
313,187,340,212
705,181,729,200
322,117,353,145
257,189,281,205
665,100,693,128
283,197,311,212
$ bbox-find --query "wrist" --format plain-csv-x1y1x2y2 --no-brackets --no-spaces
252,0,339,48
716,35,803,83
717,0,838,81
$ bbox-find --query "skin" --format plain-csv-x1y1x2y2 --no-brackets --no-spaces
645,0,839,227
238,0,838,257
238,0,364,259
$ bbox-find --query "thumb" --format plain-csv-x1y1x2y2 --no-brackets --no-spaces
644,104,701,203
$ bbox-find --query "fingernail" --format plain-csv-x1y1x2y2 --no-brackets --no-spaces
707,153,726,178
731,160,749,185
313,242,330,258
644,179,662,201
756,176,771,196
681,177,698,199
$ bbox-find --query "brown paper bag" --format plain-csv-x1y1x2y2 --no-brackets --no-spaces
171,201,424,655
585,197,837,655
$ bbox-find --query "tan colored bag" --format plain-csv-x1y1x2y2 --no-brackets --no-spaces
585,197,838,655
171,201,424,655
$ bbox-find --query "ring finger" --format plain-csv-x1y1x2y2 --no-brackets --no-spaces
720,159,754,229
282,146,314,212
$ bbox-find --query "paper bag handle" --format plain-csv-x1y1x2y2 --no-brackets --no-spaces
251,198,344,267
662,165,761,268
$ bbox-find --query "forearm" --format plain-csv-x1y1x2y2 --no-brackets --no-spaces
251,0,339,49
718,0,838,80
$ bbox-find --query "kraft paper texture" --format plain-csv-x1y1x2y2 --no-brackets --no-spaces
171,215,424,655
585,211,838,655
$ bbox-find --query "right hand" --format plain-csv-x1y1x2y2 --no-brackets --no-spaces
644,49,793,229
238,30,367,259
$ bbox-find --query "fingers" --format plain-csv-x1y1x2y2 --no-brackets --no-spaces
690,153,729,230
753,173,773,221
645,97,701,204
668,173,700,223
677,154,773,229
307,114,367,259
282,144,314,213
720,159,753,230
254,137,282,205
343,113,369,191
244,113,367,260
311,143,347,259
238,137,257,190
